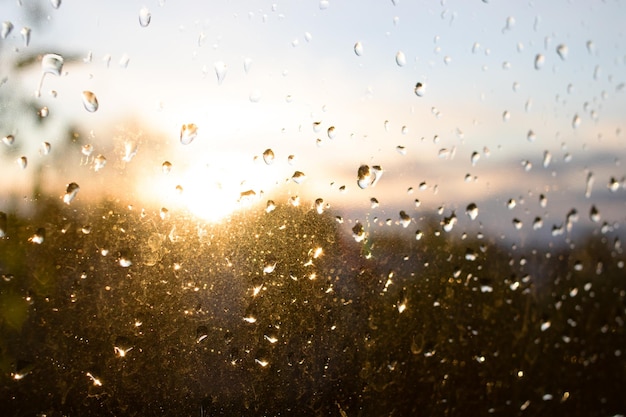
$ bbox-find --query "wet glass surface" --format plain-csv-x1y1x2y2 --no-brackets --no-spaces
1,1,625,416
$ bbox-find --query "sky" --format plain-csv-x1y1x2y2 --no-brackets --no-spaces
0,0,625,241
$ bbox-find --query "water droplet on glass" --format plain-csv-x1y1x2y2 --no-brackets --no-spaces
507,198,516,209
20,27,31,47
357,164,383,189
414,82,425,97
82,91,99,112
327,126,336,139
395,51,406,67
287,154,296,165
539,194,547,208
315,198,325,214
0,212,7,238
93,154,107,171
262,148,275,165
556,44,568,60
527,130,536,142
139,7,151,27
396,145,406,155
543,150,552,168
513,218,523,230
162,161,172,174
608,177,620,192
590,205,600,222
466,203,478,220
2,134,14,146
196,326,209,343
399,211,411,228
1,21,13,39
214,61,227,84
16,156,27,170
572,114,581,129
265,200,276,213
180,123,198,145
533,217,543,230
534,53,545,70
442,212,457,232
41,141,51,155
50,0,61,9
502,110,510,122
319,0,329,9
352,222,365,242
291,171,306,184
354,41,363,56
114,336,133,357
249,89,262,103
122,141,138,162
29,228,45,244
63,182,80,205
119,54,130,69
119,255,132,268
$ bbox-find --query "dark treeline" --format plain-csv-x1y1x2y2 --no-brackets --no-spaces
0,196,625,416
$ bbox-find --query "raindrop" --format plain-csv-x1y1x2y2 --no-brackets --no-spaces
20,27,31,47
180,123,198,145
1,21,13,39
63,182,80,205
327,126,336,139
608,177,620,192
352,222,365,242
291,171,306,184
370,198,379,208
466,203,478,220
513,218,523,230
312,121,322,132
534,53,545,70
119,256,132,268
50,0,61,9
93,155,107,171
81,91,99,112
319,0,329,10
354,41,363,56
465,249,478,261
527,130,536,142
414,82,425,97
119,54,130,68
315,198,325,214
556,44,568,60
139,7,151,27
589,205,600,222
16,156,27,170
415,230,423,240
542,150,552,168
41,142,51,155
502,110,510,122
395,50,407,67
262,149,275,165
396,145,406,155
471,151,480,166
572,114,581,129
243,57,253,73
265,200,276,213
196,326,209,343
533,217,543,230
122,141,138,162
357,164,382,189
114,336,133,357
539,194,547,207
162,161,172,174
249,89,262,103
399,211,411,228
2,135,15,146
287,154,296,165
39,107,49,118
442,212,457,232
214,61,227,84
0,212,6,238
29,228,45,244
507,198,516,209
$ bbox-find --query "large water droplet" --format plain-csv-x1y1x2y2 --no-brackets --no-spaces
180,123,198,145
354,41,363,56
139,7,151,27
262,148,275,165
414,82,425,97
395,51,406,67
1,21,13,39
214,61,227,84
63,182,80,204
357,164,382,189
82,91,99,112
534,53,545,70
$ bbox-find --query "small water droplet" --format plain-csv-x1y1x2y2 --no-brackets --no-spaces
471,151,480,166
243,57,253,73
533,217,543,230
82,91,99,112
315,198,325,214
556,44,568,60
162,161,172,174
2,134,15,146
180,123,198,145
196,326,209,343
502,110,510,122
534,53,545,70
572,114,581,129
38,106,49,118
0,212,7,238
93,154,107,171
63,182,80,205
507,198,516,209
1,21,13,39
139,7,151,27
352,222,365,242
513,218,523,230
291,171,306,184
527,130,536,142
442,212,457,232
466,203,478,220
354,41,363,56
543,150,552,168
287,154,296,165
539,194,547,208
399,211,411,228
16,156,27,169
119,255,132,268
395,51,406,67
319,0,329,9
589,205,600,222
214,61,227,84
249,89,262,103
114,336,133,357
262,149,275,165
41,141,51,155
608,177,620,192
414,82,425,97
20,27,31,47
265,200,276,213
50,0,61,9
28,228,45,244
